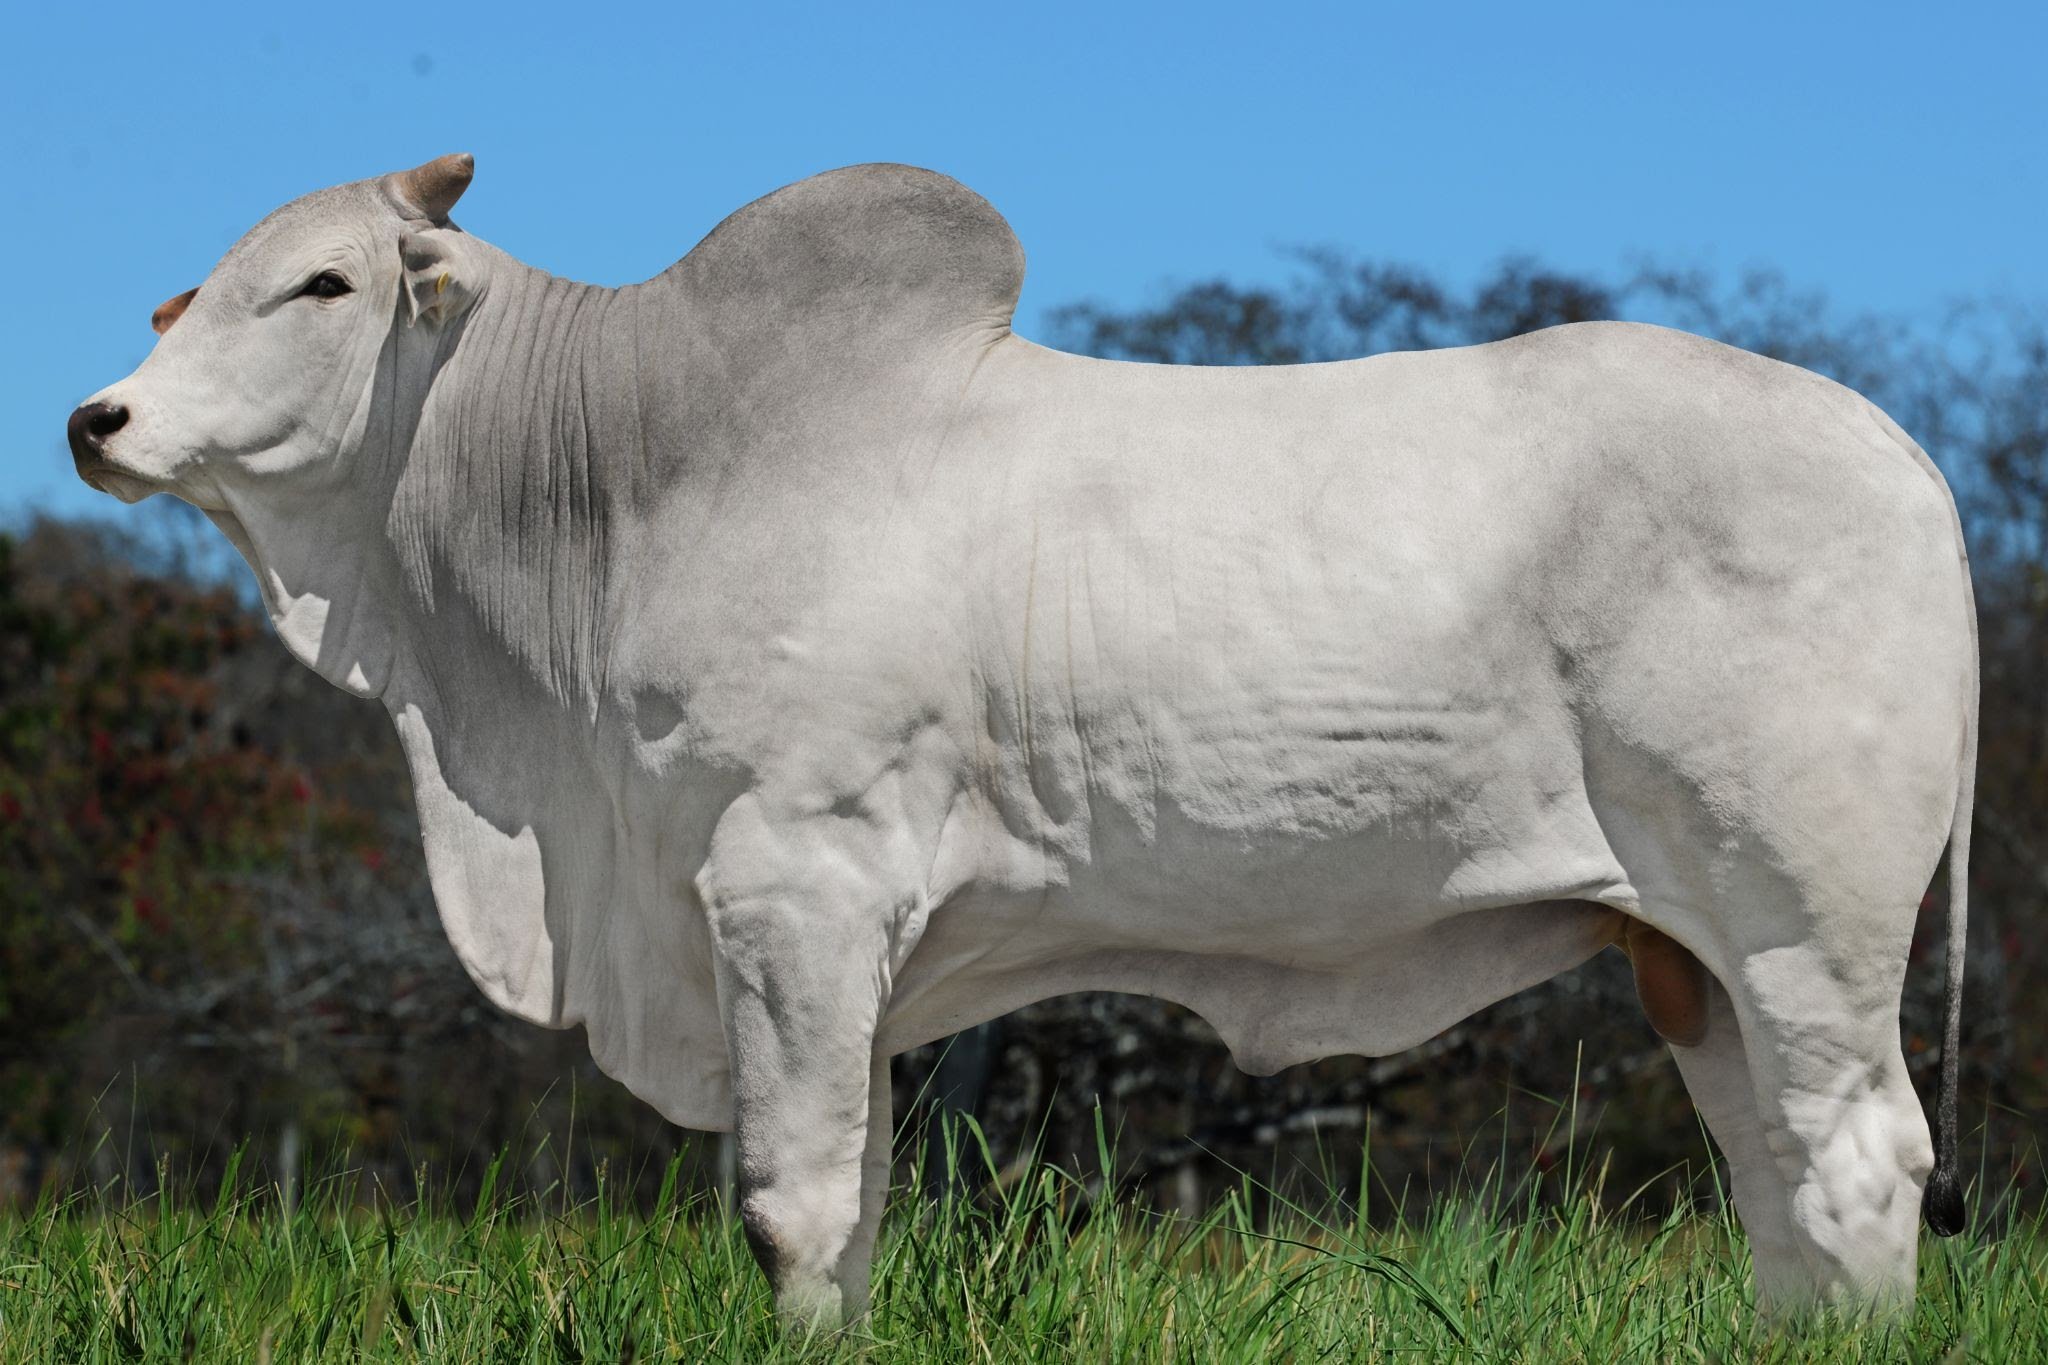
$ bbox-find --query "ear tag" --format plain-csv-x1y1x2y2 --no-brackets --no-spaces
435,274,450,296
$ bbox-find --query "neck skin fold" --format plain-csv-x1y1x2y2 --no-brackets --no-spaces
385,247,627,719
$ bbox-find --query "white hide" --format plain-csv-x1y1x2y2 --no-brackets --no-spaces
74,158,1977,1325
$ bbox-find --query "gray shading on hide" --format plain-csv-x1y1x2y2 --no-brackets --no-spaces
69,154,1977,1327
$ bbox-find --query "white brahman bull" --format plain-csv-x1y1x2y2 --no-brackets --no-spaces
69,155,1975,1326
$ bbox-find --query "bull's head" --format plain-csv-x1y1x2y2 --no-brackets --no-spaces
66,154,485,696
68,153,478,507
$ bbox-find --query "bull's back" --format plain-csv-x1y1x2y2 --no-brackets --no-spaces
937,323,1970,927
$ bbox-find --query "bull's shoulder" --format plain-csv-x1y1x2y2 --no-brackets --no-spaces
666,163,1024,340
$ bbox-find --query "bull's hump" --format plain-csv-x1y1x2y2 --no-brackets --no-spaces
673,163,1023,339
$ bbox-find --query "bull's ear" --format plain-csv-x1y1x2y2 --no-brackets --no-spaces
398,228,477,327
151,287,198,335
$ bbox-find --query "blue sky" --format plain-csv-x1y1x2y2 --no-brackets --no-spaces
6,1,2043,521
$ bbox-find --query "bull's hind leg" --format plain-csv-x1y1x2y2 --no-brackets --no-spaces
1724,931,1934,1311
1665,976,1808,1310
1664,891,1934,1313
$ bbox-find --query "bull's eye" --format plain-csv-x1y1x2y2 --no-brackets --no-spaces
299,271,353,300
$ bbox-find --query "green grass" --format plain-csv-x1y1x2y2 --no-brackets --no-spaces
0,1134,2038,1363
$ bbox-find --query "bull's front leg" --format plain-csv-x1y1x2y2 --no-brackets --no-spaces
700,828,904,1329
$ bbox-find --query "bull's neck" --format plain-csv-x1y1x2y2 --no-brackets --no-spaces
388,252,624,722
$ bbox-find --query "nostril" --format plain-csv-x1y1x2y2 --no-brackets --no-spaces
87,403,129,439
67,401,129,462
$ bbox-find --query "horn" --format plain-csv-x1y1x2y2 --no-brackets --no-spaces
385,153,474,221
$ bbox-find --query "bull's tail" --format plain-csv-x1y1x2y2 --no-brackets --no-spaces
1922,558,1978,1238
